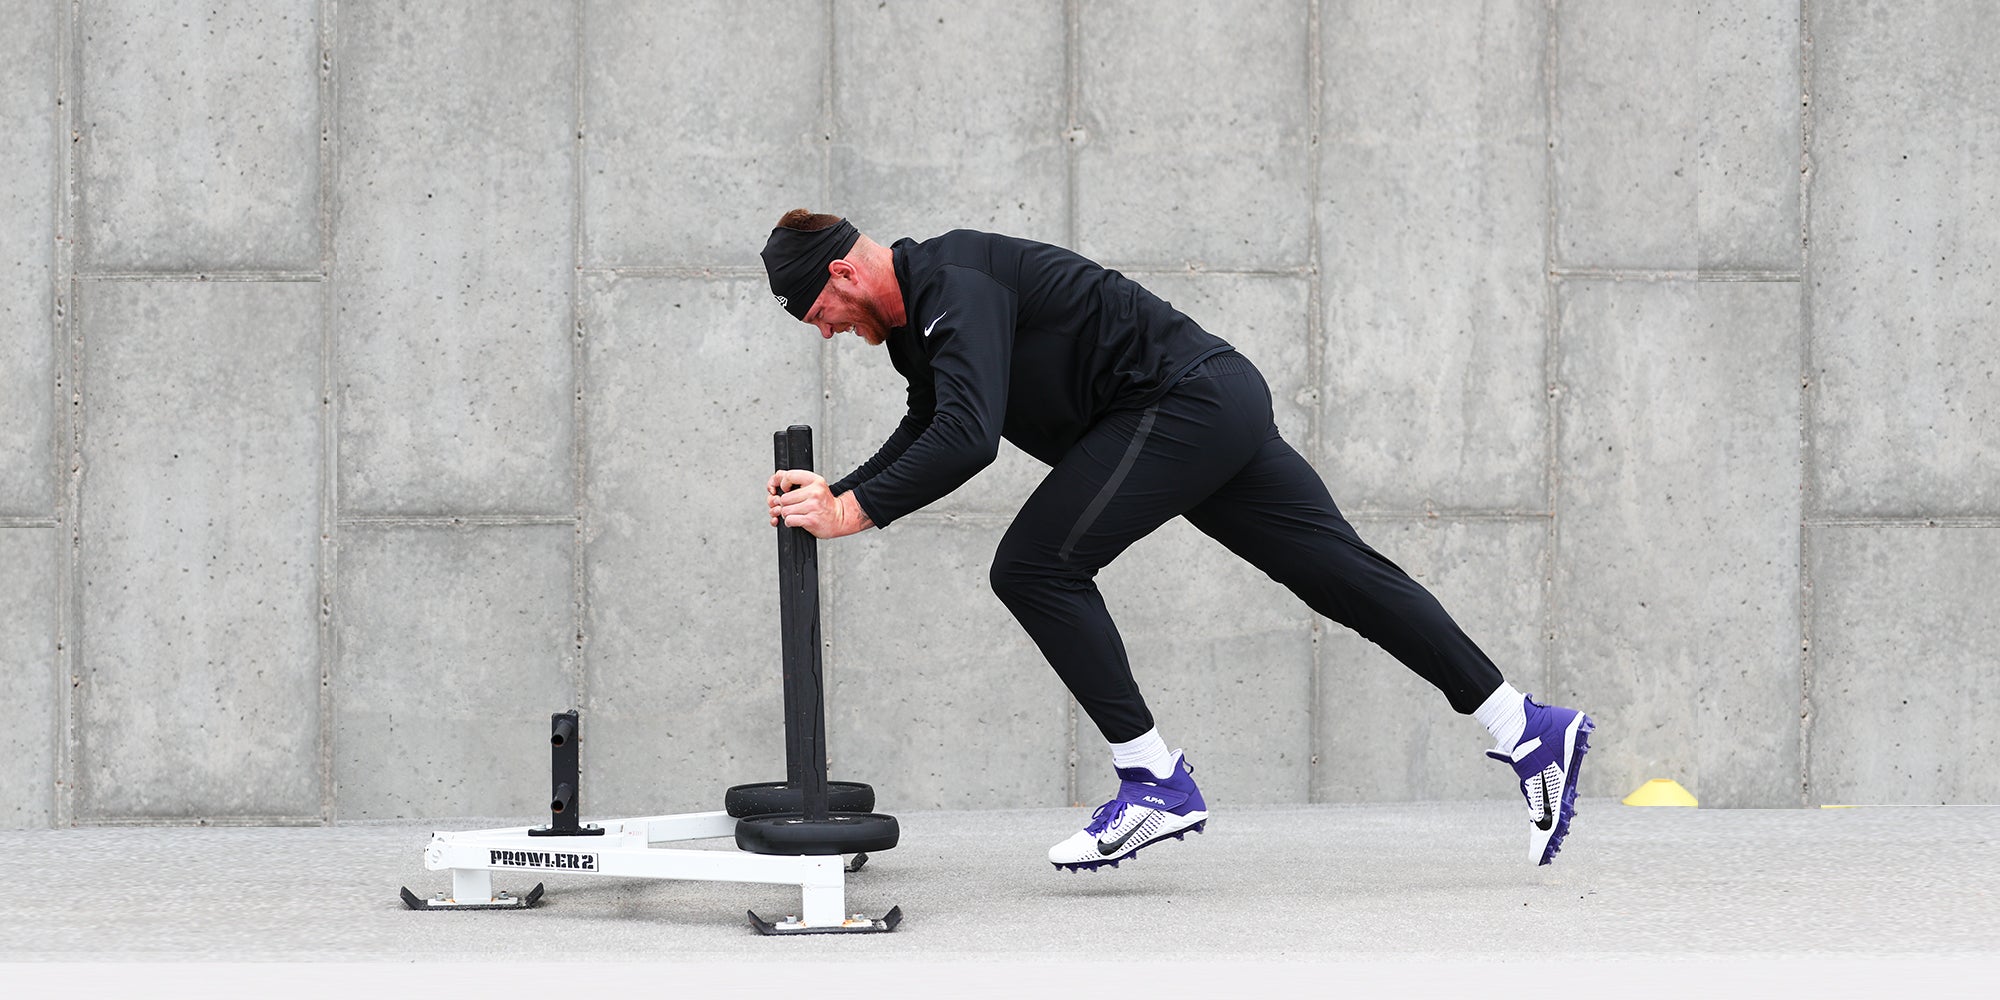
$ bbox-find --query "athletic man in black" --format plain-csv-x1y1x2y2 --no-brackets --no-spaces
759,210,1595,869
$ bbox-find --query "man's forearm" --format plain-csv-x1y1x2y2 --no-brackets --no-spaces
839,490,875,533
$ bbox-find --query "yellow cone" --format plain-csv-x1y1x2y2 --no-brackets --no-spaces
1622,778,1698,807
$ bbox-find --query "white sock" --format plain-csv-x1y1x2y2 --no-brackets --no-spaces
1473,681,1528,751
1109,728,1177,779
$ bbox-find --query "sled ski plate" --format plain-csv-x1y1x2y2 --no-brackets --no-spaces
399,882,545,911
749,904,901,935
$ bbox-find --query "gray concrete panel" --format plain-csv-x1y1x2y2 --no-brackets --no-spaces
1319,0,1548,513
583,0,825,268
1091,519,1315,805
579,275,820,816
0,528,56,830
75,281,321,820
1809,3,2000,516
828,521,1069,810
1077,1,1311,269
333,524,573,821
1808,525,2000,805
1554,281,1802,808
1,0,55,515
336,0,574,514
1555,0,1800,270
1314,516,1545,803
76,0,319,271
831,0,1067,247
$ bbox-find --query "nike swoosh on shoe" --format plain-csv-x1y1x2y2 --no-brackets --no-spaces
1096,818,1149,856
1534,771,1556,832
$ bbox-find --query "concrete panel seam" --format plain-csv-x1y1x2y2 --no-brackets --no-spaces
316,0,339,827
570,0,587,715
55,0,80,830
576,266,766,278
1797,0,1818,808
1063,0,1081,808
1063,0,1081,251
819,0,839,766
893,511,1017,526
338,514,577,528
1115,266,1315,277
821,0,834,210
73,814,327,829
1548,268,1801,283
573,265,1317,279
816,0,840,744
1809,517,2000,529
898,510,1554,527
1345,510,1553,523
1542,0,1562,705
75,271,326,282
1305,0,1325,800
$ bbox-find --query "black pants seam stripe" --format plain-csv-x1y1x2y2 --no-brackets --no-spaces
1057,403,1159,564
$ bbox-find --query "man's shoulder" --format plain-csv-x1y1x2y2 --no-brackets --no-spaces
902,229,1078,291
904,228,1067,260
902,228,1002,263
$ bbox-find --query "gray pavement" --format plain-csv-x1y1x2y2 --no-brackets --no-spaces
2,799,1995,961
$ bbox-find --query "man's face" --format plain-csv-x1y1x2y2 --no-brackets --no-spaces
802,263,888,347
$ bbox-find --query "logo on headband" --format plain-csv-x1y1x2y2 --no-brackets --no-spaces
773,294,787,308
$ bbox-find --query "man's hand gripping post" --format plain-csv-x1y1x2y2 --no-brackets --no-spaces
768,470,874,539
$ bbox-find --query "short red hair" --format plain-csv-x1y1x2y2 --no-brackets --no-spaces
776,208,844,232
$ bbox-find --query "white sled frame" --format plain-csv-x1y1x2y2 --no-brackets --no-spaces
418,810,869,929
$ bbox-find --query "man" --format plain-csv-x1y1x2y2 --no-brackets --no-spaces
759,209,1594,871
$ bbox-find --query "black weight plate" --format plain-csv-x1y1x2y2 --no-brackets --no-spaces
735,812,900,856
724,780,875,818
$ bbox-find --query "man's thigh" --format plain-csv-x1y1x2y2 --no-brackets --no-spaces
999,371,1273,577
1183,432,1386,592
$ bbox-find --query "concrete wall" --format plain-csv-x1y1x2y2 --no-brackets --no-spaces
2,0,1995,828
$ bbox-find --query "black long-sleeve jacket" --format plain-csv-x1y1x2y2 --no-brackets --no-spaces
831,230,1232,527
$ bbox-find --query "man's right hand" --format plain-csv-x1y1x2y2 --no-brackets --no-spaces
767,469,874,539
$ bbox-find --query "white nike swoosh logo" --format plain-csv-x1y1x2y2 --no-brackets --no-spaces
923,313,947,338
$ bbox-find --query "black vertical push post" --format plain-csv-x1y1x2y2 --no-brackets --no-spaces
530,709,602,837
778,428,808,795
776,425,831,824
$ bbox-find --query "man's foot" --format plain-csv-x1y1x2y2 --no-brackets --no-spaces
1486,696,1594,866
1049,752,1208,872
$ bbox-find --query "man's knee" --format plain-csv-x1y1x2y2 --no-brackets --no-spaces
988,543,1088,607
988,546,1035,605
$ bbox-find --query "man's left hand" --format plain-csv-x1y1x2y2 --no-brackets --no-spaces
767,470,874,539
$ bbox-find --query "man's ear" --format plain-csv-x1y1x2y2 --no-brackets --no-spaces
827,258,857,283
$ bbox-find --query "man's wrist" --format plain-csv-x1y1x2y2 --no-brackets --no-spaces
841,490,875,532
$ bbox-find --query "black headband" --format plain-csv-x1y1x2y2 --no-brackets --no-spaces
761,218,860,320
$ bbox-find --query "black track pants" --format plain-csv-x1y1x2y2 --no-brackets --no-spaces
988,352,1506,743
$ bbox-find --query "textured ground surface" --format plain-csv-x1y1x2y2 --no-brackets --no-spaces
3,799,1995,961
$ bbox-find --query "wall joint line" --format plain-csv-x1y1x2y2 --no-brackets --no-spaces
569,0,590,721
1540,0,1564,713
1796,0,1820,809
1061,0,1083,807
54,0,81,830
1304,0,1326,802
314,0,341,826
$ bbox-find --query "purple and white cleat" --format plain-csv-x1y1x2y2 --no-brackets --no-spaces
1049,752,1208,872
1486,696,1595,866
